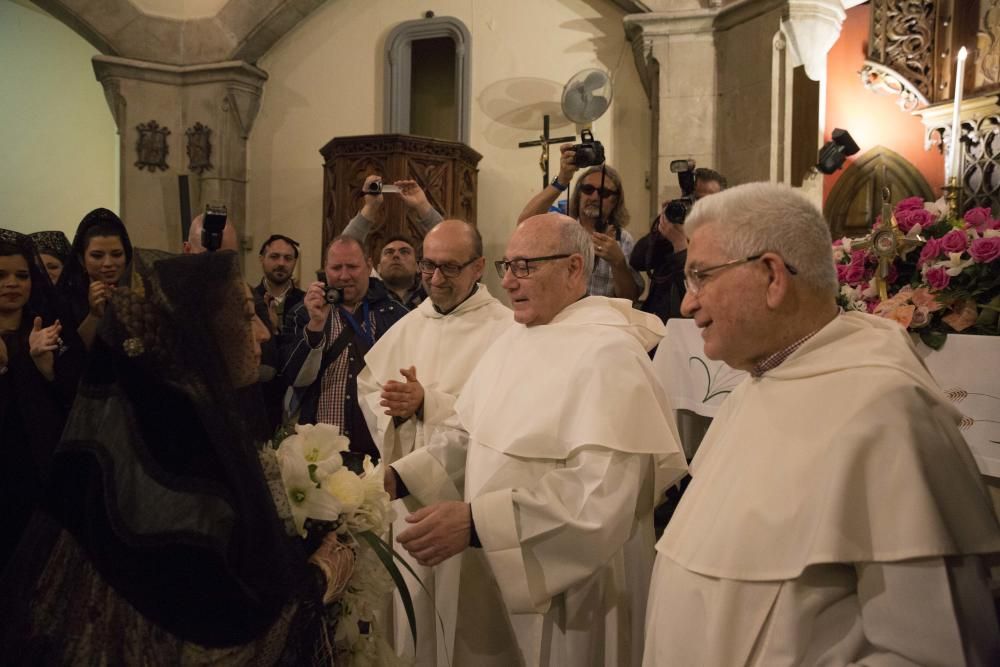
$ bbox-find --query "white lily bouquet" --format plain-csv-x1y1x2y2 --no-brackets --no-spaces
273,423,415,666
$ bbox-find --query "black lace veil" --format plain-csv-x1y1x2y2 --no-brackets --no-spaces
47,249,309,646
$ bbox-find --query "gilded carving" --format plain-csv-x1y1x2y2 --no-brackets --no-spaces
135,120,170,172
868,0,936,99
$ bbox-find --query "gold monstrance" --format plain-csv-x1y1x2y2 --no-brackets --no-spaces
857,186,925,301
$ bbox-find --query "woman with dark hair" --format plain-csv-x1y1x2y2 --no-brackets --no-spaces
28,230,73,286
2,249,350,664
64,208,133,348
0,229,84,571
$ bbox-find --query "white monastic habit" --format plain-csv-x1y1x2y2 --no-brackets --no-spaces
358,284,511,667
645,312,1000,666
392,296,687,667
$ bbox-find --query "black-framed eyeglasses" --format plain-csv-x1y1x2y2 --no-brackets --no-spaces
578,184,618,198
494,254,572,279
683,254,798,295
417,257,479,277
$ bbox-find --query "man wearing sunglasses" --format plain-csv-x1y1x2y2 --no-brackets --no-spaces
358,220,512,666
518,143,644,301
643,183,1000,665
386,213,686,666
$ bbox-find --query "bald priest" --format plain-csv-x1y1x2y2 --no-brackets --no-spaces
358,220,512,666
385,214,687,666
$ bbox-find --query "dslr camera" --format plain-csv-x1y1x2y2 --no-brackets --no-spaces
315,270,344,306
202,204,228,252
571,129,606,168
361,180,401,195
662,160,697,225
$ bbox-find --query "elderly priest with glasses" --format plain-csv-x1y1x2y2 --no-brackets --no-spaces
643,182,1000,666
358,220,512,666
383,213,686,666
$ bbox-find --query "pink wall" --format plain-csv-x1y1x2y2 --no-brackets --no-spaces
823,3,945,202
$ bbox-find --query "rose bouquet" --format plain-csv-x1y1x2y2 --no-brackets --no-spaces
272,423,414,666
834,196,1000,348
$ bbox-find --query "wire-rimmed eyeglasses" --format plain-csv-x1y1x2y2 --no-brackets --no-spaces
494,254,571,279
417,257,479,278
683,254,798,295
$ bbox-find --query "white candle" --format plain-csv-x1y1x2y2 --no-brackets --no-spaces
948,46,968,181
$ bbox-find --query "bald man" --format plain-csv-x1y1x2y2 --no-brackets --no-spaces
359,220,511,666
387,214,686,666
184,213,239,254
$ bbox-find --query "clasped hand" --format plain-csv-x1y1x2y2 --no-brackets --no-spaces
396,501,472,567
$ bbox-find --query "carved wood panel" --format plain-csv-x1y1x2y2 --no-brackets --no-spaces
319,134,482,267
824,146,935,238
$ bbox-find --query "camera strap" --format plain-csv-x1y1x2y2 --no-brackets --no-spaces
338,299,373,348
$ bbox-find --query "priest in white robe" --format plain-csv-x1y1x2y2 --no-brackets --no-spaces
358,219,511,666
386,213,687,667
644,182,1000,666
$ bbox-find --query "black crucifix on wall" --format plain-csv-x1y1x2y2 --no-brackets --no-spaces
518,115,576,188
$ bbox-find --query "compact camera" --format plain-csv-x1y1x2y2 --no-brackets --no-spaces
202,204,227,252
362,180,401,195
316,270,344,306
571,129,606,168
663,160,697,225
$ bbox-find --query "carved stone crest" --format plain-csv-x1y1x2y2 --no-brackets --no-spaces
135,120,170,172
185,122,213,174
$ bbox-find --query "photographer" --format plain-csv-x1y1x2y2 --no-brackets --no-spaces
344,174,443,244
517,142,644,301
631,168,726,322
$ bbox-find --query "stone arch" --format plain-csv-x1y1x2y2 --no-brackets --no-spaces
29,0,327,66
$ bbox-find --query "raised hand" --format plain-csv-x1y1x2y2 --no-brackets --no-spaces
394,180,433,217
380,365,424,418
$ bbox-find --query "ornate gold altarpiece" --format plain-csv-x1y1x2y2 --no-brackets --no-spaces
319,134,482,263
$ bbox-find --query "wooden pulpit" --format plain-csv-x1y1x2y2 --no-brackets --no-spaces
319,134,483,262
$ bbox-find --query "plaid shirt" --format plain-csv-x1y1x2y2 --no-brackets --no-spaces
314,309,375,427
588,227,645,297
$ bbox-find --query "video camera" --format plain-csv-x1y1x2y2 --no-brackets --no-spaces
572,129,606,168
662,160,697,225
202,204,228,252
361,180,401,195
315,270,344,306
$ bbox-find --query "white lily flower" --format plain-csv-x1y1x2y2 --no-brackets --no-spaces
280,459,343,536
934,252,974,277
277,422,348,476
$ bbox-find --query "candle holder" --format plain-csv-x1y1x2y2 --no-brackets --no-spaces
943,176,962,219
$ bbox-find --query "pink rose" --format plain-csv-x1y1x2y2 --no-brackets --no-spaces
963,207,992,232
866,299,880,314
917,238,943,268
844,262,866,285
924,266,951,291
895,207,936,233
969,236,1000,263
836,263,850,283
990,219,1000,231
850,249,869,267
939,229,968,254
895,196,926,213
833,238,843,247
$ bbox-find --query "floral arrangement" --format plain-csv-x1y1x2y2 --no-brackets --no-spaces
834,196,1000,348
273,423,412,666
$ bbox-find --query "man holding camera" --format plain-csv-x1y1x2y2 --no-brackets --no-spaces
517,143,644,301
280,235,406,460
631,167,727,322
345,175,443,247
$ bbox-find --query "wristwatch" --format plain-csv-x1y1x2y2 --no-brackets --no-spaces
550,176,569,192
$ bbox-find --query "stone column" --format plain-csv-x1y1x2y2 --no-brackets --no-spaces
93,56,267,256
625,8,719,204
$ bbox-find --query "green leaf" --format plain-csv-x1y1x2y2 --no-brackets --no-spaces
919,329,948,350
356,530,418,647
